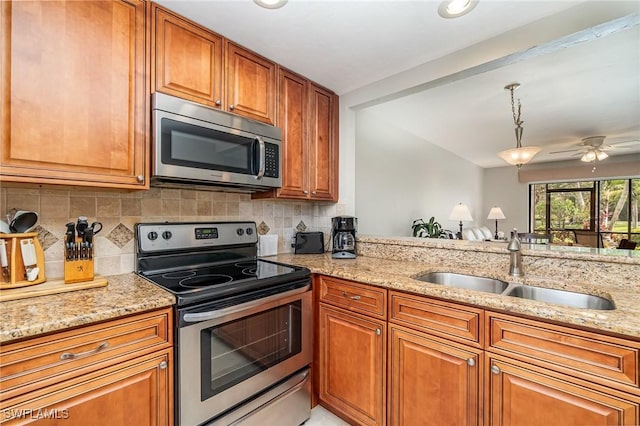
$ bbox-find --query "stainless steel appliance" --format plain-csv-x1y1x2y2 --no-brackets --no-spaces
135,222,311,426
152,93,282,191
331,216,357,259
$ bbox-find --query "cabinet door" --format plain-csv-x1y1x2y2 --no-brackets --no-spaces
153,5,223,107
487,354,639,426
1,352,172,426
275,68,309,199
319,304,386,426
226,42,276,125
308,84,338,201
0,0,148,189
389,325,482,426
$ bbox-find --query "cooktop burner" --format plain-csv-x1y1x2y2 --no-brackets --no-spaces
143,259,299,295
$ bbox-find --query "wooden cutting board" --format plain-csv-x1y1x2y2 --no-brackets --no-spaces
0,276,108,302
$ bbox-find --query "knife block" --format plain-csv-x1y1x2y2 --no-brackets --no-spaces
64,238,94,284
0,233,46,289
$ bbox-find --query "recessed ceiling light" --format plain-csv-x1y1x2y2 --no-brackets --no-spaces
254,0,288,10
438,0,478,19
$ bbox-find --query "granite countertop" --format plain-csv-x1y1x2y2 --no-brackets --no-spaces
269,253,640,339
0,274,175,344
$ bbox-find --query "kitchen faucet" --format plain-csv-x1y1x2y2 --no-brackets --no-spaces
507,229,523,277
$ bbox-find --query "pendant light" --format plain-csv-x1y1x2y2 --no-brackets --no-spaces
497,83,541,168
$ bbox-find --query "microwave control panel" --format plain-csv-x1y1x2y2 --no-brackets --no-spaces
264,144,279,178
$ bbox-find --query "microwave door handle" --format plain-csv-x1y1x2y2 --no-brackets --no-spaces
255,136,265,180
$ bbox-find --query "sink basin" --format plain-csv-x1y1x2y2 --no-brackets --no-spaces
506,286,615,310
416,272,509,294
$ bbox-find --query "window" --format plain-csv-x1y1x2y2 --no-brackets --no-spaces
530,178,639,248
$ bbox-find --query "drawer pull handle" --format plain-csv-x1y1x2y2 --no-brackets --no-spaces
60,342,109,360
467,358,475,367
491,365,501,375
341,291,361,301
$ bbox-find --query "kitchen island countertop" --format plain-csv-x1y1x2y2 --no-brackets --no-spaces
268,252,640,339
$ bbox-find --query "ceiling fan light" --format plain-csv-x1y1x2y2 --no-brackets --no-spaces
596,150,609,161
581,151,596,162
497,146,541,166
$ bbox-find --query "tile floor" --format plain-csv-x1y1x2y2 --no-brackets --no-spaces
304,405,350,426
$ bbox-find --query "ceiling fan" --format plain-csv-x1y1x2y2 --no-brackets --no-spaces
548,136,640,163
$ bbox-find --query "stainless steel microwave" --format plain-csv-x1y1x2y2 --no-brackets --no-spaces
151,93,282,191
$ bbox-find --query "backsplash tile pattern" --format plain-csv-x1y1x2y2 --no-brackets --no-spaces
0,186,344,277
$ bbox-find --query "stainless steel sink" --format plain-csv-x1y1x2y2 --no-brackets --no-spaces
505,286,615,310
416,272,509,294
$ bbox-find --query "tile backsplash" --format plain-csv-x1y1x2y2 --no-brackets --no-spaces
0,186,345,278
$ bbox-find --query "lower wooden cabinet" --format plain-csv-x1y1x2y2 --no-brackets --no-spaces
486,354,639,426
318,303,386,426
0,308,174,425
389,325,482,426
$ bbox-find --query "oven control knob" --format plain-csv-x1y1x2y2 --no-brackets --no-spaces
147,231,158,241
162,231,172,240
236,228,245,236
245,228,253,235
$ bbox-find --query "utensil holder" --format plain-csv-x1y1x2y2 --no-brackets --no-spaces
64,238,94,284
0,232,46,289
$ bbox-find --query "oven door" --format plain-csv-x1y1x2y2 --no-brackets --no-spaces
177,283,311,426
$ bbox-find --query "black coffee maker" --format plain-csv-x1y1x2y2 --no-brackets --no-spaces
331,216,357,259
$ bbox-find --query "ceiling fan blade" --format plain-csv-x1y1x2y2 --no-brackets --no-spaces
607,140,640,147
549,148,583,154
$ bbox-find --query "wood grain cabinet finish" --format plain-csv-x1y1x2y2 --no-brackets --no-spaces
318,304,386,426
389,291,484,348
318,276,387,319
0,0,148,189
152,4,224,107
486,354,639,426
389,325,482,426
225,42,276,125
253,69,339,201
0,308,173,425
486,311,640,393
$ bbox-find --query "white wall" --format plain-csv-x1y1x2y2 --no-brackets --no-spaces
355,110,483,236
482,166,529,236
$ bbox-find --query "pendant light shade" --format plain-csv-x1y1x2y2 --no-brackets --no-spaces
498,83,540,168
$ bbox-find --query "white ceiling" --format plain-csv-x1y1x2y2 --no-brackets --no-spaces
155,0,640,169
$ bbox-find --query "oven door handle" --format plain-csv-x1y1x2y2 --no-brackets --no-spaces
182,284,310,323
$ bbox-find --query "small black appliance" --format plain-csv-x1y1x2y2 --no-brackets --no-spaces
331,216,357,259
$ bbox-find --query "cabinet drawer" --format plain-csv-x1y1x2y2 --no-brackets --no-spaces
0,308,172,402
487,312,640,391
389,291,483,348
317,276,387,319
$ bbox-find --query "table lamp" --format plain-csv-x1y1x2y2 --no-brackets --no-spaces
449,203,473,239
487,206,506,239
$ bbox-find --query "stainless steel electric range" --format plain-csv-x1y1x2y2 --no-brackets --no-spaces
135,222,312,426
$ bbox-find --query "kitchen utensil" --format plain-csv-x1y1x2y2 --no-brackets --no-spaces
0,220,10,234
90,221,103,235
76,216,89,238
0,239,9,282
8,210,38,233
20,238,40,281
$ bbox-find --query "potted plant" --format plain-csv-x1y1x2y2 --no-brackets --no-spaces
412,217,447,238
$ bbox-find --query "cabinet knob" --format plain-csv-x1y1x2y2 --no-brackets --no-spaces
136,175,144,183
491,365,501,375
467,358,475,367
375,328,381,336
303,190,309,194
311,191,317,195
229,104,235,110
215,99,221,106
159,361,168,370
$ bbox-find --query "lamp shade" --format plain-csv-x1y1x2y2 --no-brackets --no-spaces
497,146,541,166
449,203,473,221
487,207,506,220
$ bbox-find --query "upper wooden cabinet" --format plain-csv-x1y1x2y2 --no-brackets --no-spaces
226,42,276,125
254,68,339,201
0,0,148,189
151,4,276,125
152,5,224,107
